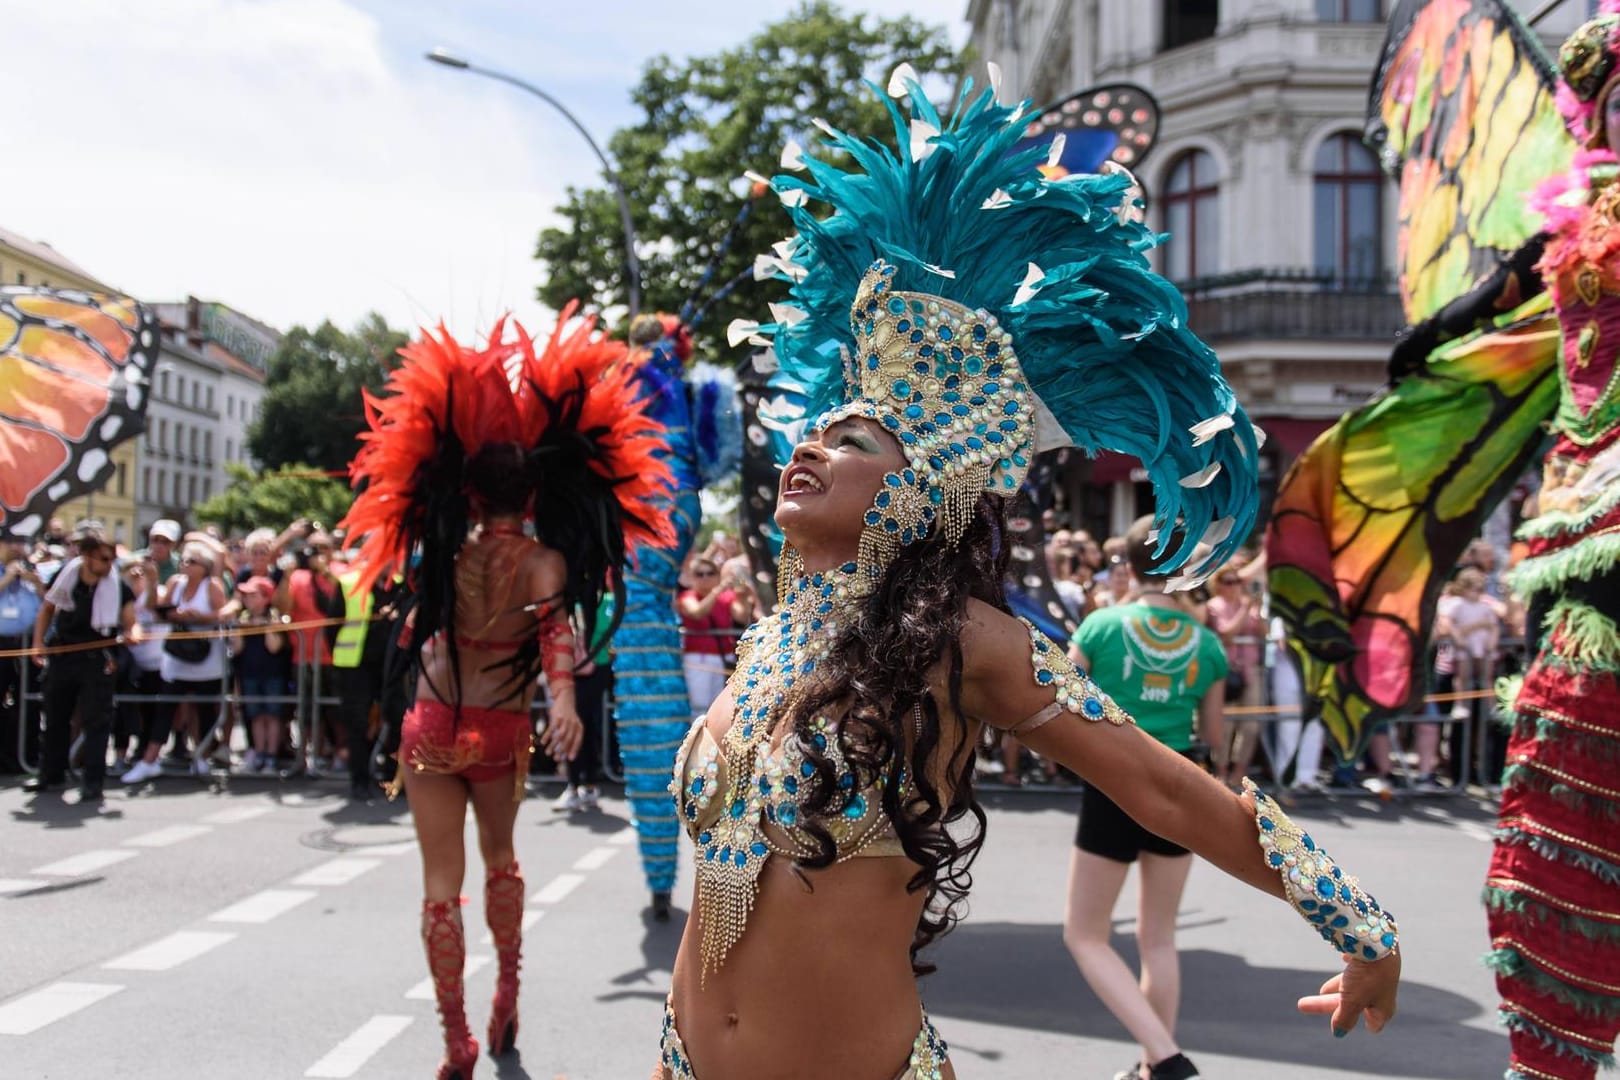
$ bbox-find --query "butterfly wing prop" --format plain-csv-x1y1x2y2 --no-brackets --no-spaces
1268,297,1559,759
0,287,159,537
1268,0,1573,760
1369,0,1570,324
1012,84,1160,180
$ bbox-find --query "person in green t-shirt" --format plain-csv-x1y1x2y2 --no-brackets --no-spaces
1061,515,1226,1080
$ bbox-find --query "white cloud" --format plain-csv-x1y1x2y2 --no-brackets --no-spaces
2,0,965,338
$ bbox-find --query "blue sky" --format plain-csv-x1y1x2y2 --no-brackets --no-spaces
3,0,964,337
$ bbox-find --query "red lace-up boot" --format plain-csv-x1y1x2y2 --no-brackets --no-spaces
484,862,525,1055
422,898,479,1079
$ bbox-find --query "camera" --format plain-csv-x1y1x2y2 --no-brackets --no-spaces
295,546,315,570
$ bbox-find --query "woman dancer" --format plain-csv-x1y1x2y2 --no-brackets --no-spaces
341,311,672,1080
1486,8,1620,1076
656,72,1402,1079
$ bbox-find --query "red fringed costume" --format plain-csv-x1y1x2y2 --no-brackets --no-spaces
1486,12,1620,1078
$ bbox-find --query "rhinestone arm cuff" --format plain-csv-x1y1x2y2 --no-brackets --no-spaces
1017,617,1132,727
1245,779,1399,962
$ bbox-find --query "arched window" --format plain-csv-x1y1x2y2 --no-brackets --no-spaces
1313,133,1384,286
1163,150,1220,282
1316,0,1380,20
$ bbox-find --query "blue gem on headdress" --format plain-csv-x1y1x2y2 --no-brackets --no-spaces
972,324,987,342
938,325,953,341
1083,697,1105,719
905,405,924,419
875,491,891,508
892,379,912,398
888,298,906,314
884,518,900,533
865,510,882,525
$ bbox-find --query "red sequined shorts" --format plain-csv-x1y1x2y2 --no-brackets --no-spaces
396,701,533,800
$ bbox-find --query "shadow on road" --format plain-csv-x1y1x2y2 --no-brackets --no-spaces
601,905,688,1003
978,789,1504,829
8,794,124,829
926,921,1505,1078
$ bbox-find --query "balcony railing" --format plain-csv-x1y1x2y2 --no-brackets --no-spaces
1177,268,1404,343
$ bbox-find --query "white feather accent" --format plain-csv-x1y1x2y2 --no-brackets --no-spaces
780,140,806,171
981,188,1013,210
1014,262,1045,306
987,61,1003,99
1189,413,1235,446
751,346,779,374
1178,463,1223,489
812,117,836,137
768,302,807,327
779,187,808,208
772,238,796,259
1252,425,1268,450
727,319,762,347
753,254,777,281
887,63,920,98
910,119,941,161
1201,516,1235,548
1046,133,1066,170
742,170,771,188
923,262,957,279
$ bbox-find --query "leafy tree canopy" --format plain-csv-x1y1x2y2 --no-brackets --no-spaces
534,1,962,352
248,313,408,474
194,463,354,536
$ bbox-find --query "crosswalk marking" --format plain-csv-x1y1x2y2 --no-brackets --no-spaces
208,889,317,924
403,955,491,1000
304,1014,413,1078
573,846,618,872
31,849,138,876
291,858,381,887
0,982,123,1035
124,824,213,848
103,930,236,972
0,879,47,897
610,828,639,845
361,841,416,856
201,805,273,825
530,873,584,905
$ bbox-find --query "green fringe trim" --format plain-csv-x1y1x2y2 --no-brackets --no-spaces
1508,531,1620,599
1514,714,1620,763
1499,1010,1618,1069
1501,764,1620,819
1483,884,1620,944
1497,676,1525,732
1544,599,1620,670
1494,826,1620,886
1518,481,1620,542
1485,947,1620,1018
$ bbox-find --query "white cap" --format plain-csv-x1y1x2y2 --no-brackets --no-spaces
149,519,182,543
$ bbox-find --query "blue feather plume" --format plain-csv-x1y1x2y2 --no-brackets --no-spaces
747,72,1258,578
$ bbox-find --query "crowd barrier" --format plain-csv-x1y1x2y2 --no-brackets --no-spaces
5,617,1517,800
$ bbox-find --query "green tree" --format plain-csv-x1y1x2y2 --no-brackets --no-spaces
534,1,962,346
248,313,408,473
194,463,354,535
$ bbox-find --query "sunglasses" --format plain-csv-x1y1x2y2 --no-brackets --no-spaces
1218,576,1240,585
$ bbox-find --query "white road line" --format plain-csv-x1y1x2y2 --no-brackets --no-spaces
1459,822,1495,843
363,841,416,857
0,879,48,897
201,805,273,825
573,847,618,872
479,910,542,946
31,849,138,876
404,955,491,1000
124,824,213,848
103,930,236,972
0,982,124,1035
291,858,382,887
304,1014,413,1078
610,828,639,845
530,873,584,905
208,889,318,924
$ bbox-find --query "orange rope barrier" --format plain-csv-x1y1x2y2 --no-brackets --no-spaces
0,613,385,660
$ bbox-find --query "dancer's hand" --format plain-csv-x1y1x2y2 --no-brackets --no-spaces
544,705,583,762
1298,951,1400,1037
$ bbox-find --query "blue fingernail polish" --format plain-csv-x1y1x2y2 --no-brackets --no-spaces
1334,1027,1347,1038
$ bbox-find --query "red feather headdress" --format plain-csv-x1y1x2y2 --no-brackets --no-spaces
340,305,675,599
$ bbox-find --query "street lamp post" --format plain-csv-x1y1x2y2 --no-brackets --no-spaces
426,47,643,321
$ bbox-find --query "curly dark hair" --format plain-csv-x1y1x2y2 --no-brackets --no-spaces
783,492,1010,975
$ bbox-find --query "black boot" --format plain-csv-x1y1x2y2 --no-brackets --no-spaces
1148,1053,1201,1080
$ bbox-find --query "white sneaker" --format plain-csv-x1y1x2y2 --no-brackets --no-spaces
551,785,581,813
1450,702,1472,720
578,785,600,810
121,759,162,784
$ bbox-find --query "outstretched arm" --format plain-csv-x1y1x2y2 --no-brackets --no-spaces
530,548,581,762
958,600,1400,1036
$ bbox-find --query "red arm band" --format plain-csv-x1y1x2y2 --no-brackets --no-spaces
539,610,576,687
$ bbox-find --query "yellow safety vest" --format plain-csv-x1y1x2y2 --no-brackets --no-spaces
331,571,372,669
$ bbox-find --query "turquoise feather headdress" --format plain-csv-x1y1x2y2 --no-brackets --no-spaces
732,66,1259,580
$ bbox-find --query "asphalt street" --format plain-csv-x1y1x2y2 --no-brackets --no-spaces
0,775,1508,1079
